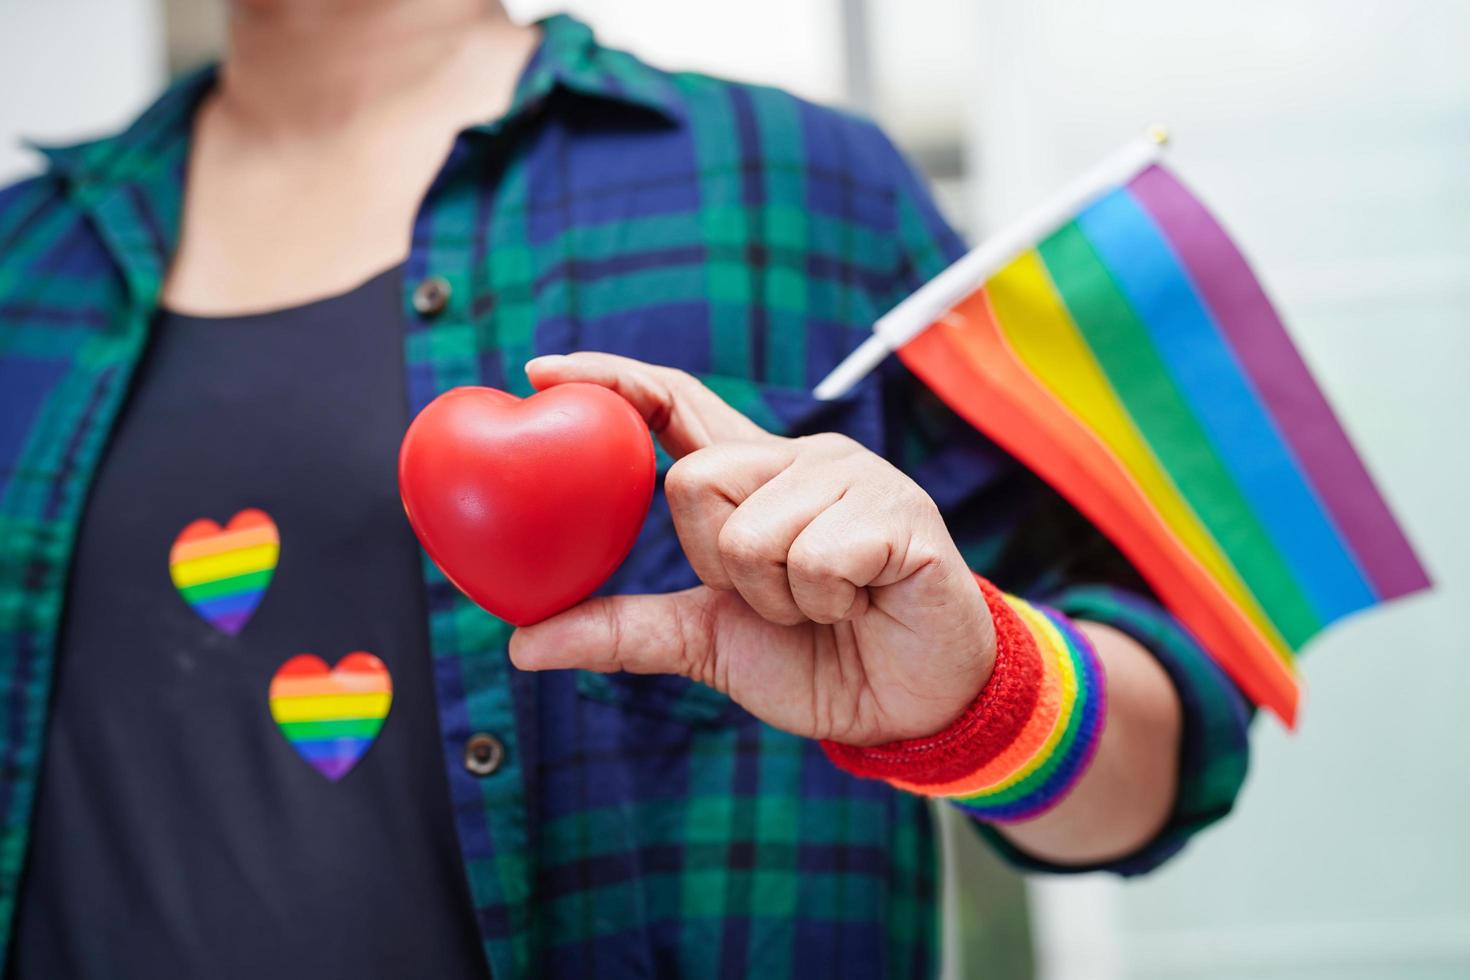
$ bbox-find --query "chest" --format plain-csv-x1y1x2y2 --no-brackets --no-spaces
1,109,904,569
407,112,900,404
162,122,456,315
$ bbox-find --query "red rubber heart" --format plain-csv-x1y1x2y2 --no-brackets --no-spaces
398,383,655,626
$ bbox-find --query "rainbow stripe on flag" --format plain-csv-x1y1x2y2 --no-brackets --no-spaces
816,134,1428,725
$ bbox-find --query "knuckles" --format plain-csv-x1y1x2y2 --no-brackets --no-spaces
664,447,733,505
786,539,848,584
795,431,862,458
667,427,953,613
716,519,780,569
662,453,707,505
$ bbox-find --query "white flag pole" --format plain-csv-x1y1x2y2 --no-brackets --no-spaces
812,126,1171,401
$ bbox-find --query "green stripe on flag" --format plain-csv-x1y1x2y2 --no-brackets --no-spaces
1038,222,1321,646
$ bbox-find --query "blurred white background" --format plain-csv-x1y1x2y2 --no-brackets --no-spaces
3,1,1467,977
0,0,164,180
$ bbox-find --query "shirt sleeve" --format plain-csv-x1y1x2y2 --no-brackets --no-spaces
865,125,1255,876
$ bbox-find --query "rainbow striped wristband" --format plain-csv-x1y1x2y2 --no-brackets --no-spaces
821,576,1107,823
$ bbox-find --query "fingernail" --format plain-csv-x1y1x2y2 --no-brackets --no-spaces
526,354,567,371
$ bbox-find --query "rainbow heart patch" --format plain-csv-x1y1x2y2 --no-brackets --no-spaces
169,509,279,635
269,652,393,781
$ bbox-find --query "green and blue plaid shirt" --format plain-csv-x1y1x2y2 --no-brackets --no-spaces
0,15,1251,977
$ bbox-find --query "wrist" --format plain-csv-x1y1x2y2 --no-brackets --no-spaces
820,574,1108,823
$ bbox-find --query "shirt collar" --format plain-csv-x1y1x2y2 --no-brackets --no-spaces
494,13,680,131
35,13,679,184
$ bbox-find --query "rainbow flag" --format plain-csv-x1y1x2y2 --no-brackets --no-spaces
816,133,1428,725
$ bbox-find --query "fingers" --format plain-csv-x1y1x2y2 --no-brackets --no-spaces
786,491,900,624
522,356,953,637
525,351,769,458
507,588,715,682
669,433,915,627
712,467,845,625
664,441,800,591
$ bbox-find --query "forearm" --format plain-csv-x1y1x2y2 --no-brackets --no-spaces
993,621,1182,865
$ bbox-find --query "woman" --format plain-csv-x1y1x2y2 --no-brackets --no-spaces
0,2,1249,977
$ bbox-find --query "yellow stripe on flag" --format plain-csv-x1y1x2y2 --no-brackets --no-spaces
987,251,1287,654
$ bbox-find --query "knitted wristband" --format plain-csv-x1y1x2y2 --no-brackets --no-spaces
820,574,1107,824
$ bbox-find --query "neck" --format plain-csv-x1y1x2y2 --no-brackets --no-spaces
217,0,537,136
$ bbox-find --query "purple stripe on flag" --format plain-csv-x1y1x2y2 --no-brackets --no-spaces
1127,164,1429,600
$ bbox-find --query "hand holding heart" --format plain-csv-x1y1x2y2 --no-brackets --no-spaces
510,352,996,746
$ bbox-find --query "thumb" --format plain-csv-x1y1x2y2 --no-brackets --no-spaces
508,587,716,680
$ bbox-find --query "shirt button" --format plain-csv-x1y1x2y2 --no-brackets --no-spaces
412,276,452,317
463,733,505,777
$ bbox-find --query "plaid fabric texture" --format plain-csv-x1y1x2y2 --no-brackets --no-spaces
0,15,1252,977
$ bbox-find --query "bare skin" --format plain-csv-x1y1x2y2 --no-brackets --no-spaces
171,0,1183,866
162,0,538,313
